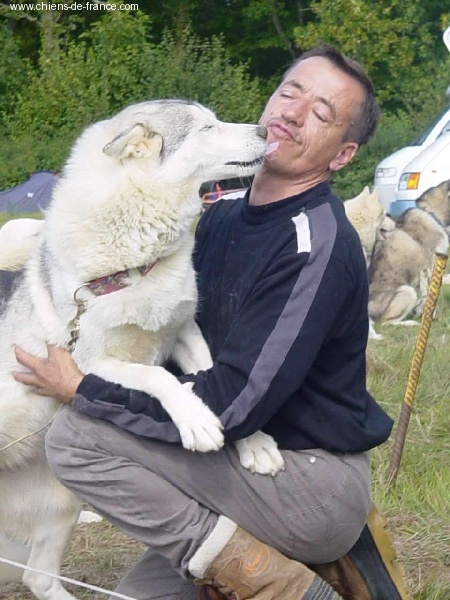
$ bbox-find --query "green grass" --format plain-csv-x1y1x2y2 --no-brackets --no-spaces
368,285,450,598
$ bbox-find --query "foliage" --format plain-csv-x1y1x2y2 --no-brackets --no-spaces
0,11,264,190
8,11,263,139
135,28,263,123
0,134,70,189
1,1,449,193
292,0,448,113
145,0,303,82
0,25,30,123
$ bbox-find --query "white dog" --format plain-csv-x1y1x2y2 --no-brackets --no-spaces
0,217,43,271
344,186,396,340
344,186,395,266
0,100,283,600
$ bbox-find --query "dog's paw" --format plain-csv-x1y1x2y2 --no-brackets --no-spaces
235,431,285,476
172,382,224,453
369,330,383,340
368,318,382,340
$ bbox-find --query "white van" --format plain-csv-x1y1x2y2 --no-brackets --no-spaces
387,132,450,217
374,105,450,209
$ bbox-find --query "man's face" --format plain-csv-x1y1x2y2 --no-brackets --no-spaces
259,56,365,181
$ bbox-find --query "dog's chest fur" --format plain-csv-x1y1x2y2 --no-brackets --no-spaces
58,238,199,370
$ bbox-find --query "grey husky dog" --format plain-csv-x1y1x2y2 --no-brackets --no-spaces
368,180,450,325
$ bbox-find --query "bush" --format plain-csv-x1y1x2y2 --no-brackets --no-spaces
0,135,71,189
1,12,264,190
0,25,30,126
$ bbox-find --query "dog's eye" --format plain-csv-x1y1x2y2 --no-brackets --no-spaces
200,125,213,132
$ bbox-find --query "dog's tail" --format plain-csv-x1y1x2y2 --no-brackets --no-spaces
0,218,43,271
0,239,37,271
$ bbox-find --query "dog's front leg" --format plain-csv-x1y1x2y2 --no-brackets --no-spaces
91,359,224,453
172,319,213,374
413,268,430,317
235,431,285,476
368,317,382,340
21,486,81,600
171,322,284,475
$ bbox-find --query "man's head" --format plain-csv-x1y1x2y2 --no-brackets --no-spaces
291,45,380,146
259,45,380,185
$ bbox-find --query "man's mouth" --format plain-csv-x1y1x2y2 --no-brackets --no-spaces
267,119,295,141
266,119,302,145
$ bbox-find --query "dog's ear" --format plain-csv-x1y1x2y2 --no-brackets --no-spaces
103,123,163,160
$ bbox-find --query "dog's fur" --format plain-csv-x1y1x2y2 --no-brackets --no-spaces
416,179,450,232
344,186,396,265
368,193,449,325
0,218,43,272
0,100,281,599
344,186,396,339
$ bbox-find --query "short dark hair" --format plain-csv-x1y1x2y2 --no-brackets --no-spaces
284,45,381,146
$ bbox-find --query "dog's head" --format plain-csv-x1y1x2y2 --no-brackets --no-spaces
344,186,394,253
416,179,450,229
46,101,270,276
100,100,268,186
378,214,396,241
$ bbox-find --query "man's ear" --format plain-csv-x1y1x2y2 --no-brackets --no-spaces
103,123,163,160
329,142,359,172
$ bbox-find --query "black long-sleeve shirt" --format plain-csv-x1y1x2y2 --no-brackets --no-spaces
74,182,393,453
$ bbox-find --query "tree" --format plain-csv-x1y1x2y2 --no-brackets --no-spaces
292,0,448,113
142,0,305,83
0,25,30,122
0,10,264,188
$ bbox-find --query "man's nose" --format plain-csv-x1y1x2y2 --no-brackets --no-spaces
281,98,308,127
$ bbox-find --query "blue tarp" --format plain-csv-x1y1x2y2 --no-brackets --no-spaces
0,171,57,213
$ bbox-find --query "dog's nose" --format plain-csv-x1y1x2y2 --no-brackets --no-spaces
256,126,267,139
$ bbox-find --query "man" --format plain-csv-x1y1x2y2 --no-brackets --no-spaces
14,45,410,600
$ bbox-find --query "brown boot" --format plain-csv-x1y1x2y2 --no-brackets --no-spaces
190,517,342,599
198,585,227,600
309,504,412,600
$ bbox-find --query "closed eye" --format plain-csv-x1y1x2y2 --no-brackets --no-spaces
200,125,214,132
313,111,327,123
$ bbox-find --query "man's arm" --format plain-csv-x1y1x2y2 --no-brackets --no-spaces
13,203,357,446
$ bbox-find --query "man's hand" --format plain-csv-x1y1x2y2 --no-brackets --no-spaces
13,344,84,404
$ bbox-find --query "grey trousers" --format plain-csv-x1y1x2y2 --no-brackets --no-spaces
45,406,371,600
